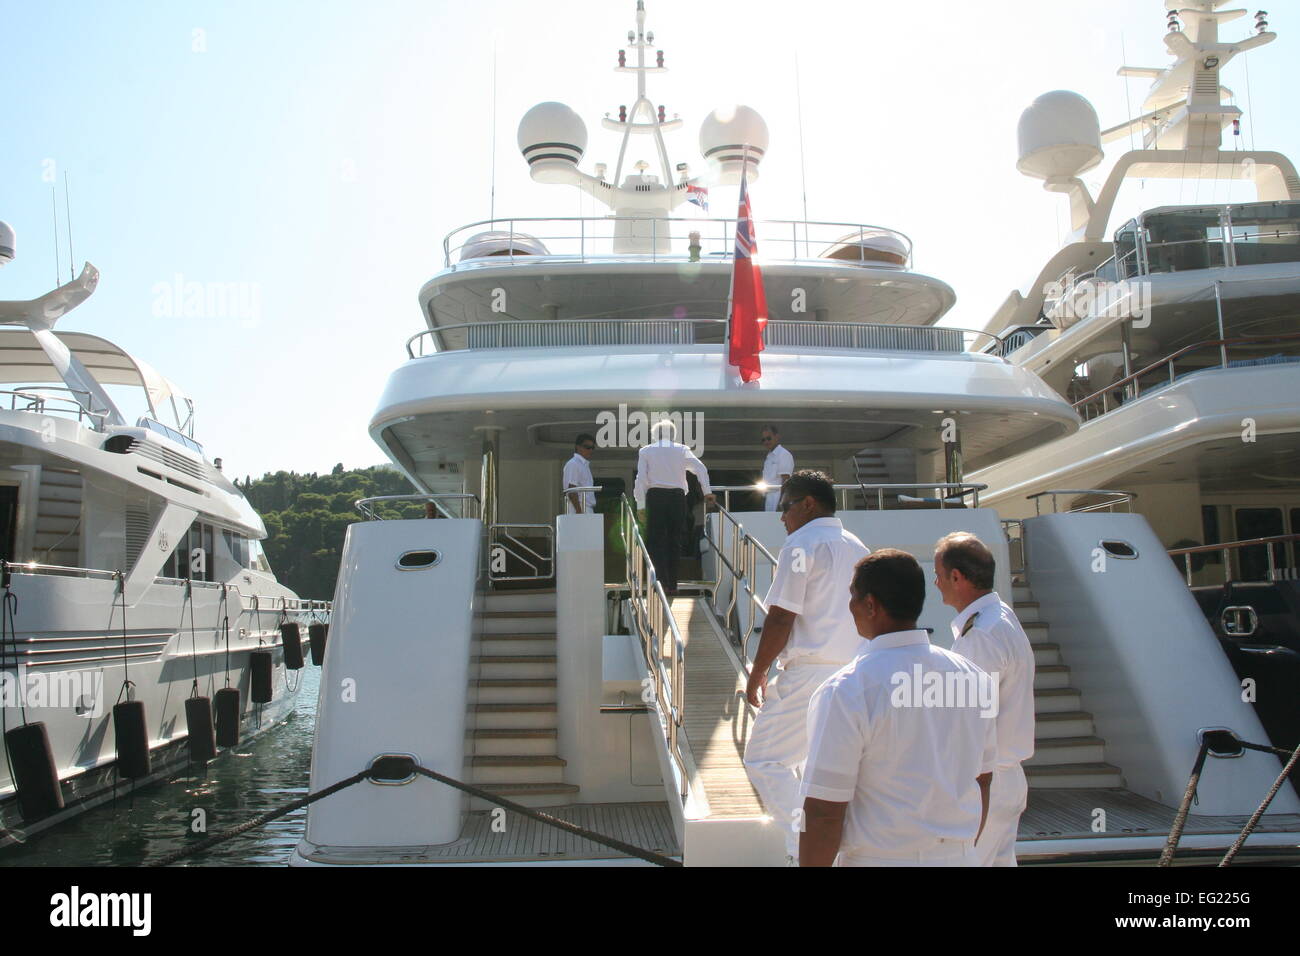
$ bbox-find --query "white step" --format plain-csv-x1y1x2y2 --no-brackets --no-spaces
481,611,557,635
471,754,567,785
469,728,558,756
1012,585,1033,603
1032,665,1071,691
1034,710,1097,740
468,782,579,811
1021,622,1051,645
475,678,556,704
1032,643,1062,666
483,590,557,613
473,703,558,730
474,655,557,679
1034,688,1082,714
1025,736,1108,767
478,634,557,656
1026,762,1124,789
1011,601,1041,624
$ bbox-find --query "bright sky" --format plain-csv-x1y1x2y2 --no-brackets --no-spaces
3,0,1297,479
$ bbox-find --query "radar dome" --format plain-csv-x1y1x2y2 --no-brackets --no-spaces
518,102,588,183
1017,91,1102,181
699,105,768,183
0,221,13,265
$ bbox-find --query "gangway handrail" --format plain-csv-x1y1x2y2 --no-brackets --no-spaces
699,503,777,676
1168,533,1300,586
618,494,689,800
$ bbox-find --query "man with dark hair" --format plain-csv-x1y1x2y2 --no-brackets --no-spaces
800,549,996,867
934,531,1035,867
743,469,868,863
564,433,598,515
759,425,794,511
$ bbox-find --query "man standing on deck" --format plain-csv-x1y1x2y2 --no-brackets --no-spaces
759,425,794,512
934,531,1035,866
633,419,714,596
799,550,996,867
564,433,598,515
743,470,868,863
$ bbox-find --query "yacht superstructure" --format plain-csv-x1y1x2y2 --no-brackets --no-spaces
296,2,1300,866
967,1,1300,760
0,236,325,844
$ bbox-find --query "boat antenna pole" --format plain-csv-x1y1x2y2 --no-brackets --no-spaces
64,172,74,283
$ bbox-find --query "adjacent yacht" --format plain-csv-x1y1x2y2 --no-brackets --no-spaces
0,225,326,844
968,2,1300,759
296,2,1300,866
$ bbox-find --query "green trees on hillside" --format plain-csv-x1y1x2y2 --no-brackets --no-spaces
238,465,423,601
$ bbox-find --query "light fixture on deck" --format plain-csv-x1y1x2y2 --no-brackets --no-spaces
1256,11,1269,34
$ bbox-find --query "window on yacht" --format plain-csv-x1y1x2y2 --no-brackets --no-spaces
1142,208,1227,274
163,520,216,582
1227,202,1300,268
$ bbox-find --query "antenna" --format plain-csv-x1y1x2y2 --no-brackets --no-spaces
64,172,74,282
490,40,498,223
51,188,60,287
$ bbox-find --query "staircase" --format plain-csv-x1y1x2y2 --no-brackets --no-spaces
1014,582,1125,789
849,450,915,509
469,588,577,808
33,467,82,566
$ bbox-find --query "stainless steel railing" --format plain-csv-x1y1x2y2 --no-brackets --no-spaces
0,387,110,431
1167,533,1300,586
699,504,776,675
355,493,481,520
487,523,555,583
442,216,915,269
406,317,985,358
709,482,987,512
619,494,688,800
1029,489,1136,516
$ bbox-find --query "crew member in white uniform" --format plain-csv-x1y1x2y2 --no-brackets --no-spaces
563,433,597,515
743,470,869,862
934,531,1035,866
759,425,794,512
633,419,714,595
800,549,996,867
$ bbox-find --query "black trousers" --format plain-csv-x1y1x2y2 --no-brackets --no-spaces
645,487,686,595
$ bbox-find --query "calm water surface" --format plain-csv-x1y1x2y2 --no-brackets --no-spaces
1,668,319,867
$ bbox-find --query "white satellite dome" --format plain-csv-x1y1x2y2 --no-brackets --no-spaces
0,221,14,265
699,104,768,183
1017,91,1102,181
518,102,588,183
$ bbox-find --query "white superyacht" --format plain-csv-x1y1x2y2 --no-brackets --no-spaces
0,222,325,844
968,1,1300,771
295,2,1300,866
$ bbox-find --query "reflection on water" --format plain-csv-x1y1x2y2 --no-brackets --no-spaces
1,668,319,867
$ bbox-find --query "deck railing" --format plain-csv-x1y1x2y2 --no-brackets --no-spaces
1168,533,1300,586
442,216,914,269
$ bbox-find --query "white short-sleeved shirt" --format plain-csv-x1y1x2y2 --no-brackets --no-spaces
562,453,596,514
763,516,869,666
633,439,712,508
801,629,998,858
951,591,1036,768
761,444,795,511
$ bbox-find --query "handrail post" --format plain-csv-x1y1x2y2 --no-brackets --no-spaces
1214,280,1228,369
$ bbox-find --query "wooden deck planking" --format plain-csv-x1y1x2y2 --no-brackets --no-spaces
671,598,765,818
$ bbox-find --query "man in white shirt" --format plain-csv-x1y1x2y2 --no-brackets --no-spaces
742,470,869,862
935,532,1035,867
759,425,794,512
563,433,598,515
633,419,714,595
800,549,996,867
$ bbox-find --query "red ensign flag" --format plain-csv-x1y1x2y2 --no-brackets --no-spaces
727,166,767,383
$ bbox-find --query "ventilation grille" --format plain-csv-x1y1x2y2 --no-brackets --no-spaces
127,439,209,482
1194,71,1220,96
125,509,152,568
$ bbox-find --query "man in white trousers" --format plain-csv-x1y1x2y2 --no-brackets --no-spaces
742,470,868,863
935,531,1035,866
